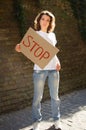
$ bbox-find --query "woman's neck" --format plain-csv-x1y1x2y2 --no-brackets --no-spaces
40,29,47,33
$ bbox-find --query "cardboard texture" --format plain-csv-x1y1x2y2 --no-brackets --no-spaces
20,27,59,69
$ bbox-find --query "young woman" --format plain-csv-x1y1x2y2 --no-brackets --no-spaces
15,10,62,130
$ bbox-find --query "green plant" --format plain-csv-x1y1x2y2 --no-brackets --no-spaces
69,0,86,41
13,0,27,37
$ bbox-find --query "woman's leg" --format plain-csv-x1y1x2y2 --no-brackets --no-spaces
48,70,60,121
32,70,48,122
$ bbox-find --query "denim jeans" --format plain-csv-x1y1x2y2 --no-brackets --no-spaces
32,70,60,122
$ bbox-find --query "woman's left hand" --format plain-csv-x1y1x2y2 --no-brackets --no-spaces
56,64,61,71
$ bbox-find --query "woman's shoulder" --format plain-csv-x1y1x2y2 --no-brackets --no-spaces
48,32,56,36
48,32,56,38
48,32,57,44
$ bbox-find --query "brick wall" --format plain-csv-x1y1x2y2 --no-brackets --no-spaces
0,0,86,114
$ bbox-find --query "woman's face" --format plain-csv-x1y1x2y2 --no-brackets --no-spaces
39,14,50,32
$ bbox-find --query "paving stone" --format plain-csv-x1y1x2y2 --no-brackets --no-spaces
0,89,86,130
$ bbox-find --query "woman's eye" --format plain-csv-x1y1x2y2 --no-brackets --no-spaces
41,18,50,22
41,18,44,21
47,20,50,22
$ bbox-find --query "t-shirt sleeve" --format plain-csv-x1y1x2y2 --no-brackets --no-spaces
53,33,57,45
48,32,57,46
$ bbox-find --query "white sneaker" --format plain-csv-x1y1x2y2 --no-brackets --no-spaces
54,120,62,129
33,121,40,130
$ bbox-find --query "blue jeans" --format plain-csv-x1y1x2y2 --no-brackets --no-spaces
32,70,60,122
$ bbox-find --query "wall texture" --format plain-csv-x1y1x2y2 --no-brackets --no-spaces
0,0,86,114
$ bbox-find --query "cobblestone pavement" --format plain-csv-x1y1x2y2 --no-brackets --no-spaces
0,89,86,130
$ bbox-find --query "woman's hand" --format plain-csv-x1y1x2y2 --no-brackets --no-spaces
56,64,61,71
15,44,21,52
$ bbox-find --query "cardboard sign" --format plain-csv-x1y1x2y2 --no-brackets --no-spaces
20,27,59,69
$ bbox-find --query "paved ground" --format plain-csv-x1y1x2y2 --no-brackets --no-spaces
0,89,86,130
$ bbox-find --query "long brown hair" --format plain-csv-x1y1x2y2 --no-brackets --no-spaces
34,10,55,33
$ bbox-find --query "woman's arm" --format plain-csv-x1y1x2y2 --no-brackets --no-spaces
55,56,61,71
56,64,61,71
15,44,21,52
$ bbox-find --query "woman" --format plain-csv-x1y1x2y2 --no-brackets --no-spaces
15,10,62,130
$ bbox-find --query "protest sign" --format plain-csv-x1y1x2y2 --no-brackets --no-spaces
20,27,59,69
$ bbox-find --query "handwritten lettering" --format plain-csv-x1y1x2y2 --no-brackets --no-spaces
21,35,50,60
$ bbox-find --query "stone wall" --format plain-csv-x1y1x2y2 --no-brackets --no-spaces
0,0,86,114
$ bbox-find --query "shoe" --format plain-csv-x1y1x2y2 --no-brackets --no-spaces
54,128,62,130
54,120,62,130
45,125,62,130
45,125,55,130
33,121,40,130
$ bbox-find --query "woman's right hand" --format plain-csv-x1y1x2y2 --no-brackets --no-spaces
15,44,21,52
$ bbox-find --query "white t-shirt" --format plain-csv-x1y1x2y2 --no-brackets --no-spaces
33,30,60,70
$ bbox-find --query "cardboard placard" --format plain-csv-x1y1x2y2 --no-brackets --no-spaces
20,27,59,69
